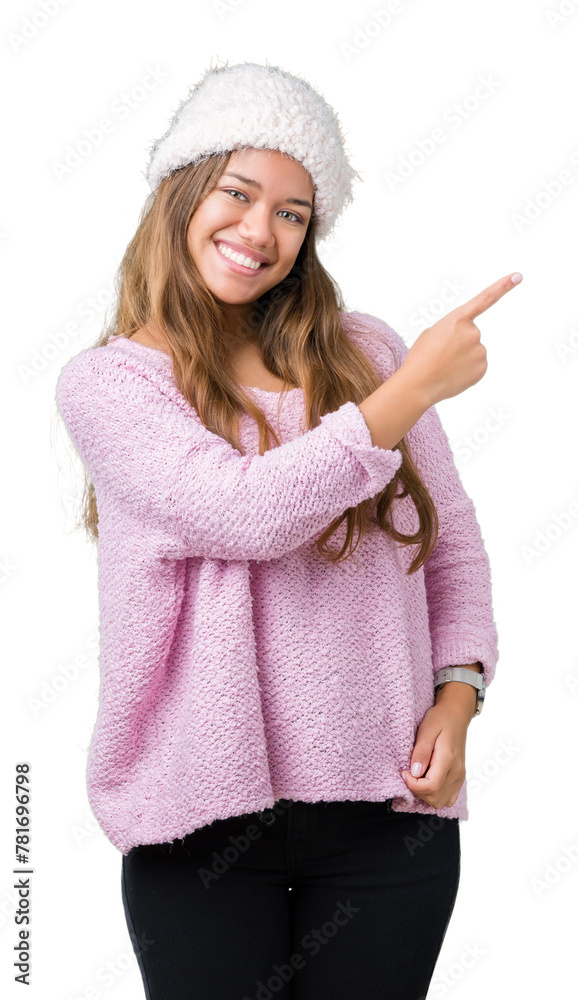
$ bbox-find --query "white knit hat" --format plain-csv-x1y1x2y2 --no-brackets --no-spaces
145,60,361,241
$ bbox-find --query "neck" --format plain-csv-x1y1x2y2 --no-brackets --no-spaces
219,301,261,346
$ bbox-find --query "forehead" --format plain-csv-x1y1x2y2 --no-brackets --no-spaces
227,148,314,194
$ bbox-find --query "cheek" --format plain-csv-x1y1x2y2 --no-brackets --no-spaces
187,200,216,241
196,195,230,231
187,210,217,258
185,225,207,272
279,241,303,272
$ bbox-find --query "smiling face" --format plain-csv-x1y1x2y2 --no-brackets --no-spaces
186,147,314,339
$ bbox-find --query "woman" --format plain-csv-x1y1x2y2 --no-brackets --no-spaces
55,61,522,999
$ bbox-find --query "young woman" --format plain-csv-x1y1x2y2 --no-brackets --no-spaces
55,61,522,1000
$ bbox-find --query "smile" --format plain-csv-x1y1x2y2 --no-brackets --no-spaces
214,241,267,271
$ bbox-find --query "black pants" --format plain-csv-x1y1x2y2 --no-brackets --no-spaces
121,798,460,1000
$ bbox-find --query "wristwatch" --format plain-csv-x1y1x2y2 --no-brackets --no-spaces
433,666,486,717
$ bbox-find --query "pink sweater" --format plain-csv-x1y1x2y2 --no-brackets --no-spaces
55,310,498,855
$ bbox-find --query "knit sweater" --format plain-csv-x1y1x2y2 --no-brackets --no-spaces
55,310,498,855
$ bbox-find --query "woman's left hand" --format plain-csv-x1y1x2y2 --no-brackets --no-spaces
401,700,472,809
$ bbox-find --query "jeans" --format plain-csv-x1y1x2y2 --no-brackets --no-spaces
121,798,461,1000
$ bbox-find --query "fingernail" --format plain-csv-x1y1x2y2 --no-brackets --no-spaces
411,762,423,777
511,272,523,284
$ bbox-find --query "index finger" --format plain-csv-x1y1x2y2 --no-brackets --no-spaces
459,272,523,321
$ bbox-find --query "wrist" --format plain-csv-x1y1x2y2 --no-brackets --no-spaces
358,365,431,451
434,663,483,722
398,360,437,411
434,682,478,722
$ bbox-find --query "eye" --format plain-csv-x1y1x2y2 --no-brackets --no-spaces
221,189,304,224
222,188,248,202
278,209,303,224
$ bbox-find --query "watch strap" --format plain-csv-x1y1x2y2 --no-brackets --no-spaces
433,666,486,716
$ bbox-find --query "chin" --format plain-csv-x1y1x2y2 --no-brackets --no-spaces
210,284,251,304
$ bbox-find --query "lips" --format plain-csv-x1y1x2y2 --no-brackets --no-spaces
214,239,271,265
213,240,270,279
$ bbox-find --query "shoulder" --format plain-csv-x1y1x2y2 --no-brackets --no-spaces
56,341,132,399
341,309,409,375
57,332,168,387
55,337,177,425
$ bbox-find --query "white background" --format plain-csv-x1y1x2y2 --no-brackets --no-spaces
2,0,577,996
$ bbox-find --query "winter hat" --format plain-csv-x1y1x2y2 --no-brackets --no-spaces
145,60,361,241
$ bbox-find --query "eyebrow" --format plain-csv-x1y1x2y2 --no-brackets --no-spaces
221,172,313,210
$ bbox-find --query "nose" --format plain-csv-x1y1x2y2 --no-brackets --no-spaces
236,204,276,250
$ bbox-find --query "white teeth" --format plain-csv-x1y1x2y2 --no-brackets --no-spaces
216,242,264,270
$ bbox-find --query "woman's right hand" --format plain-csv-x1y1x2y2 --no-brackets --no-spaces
401,272,523,407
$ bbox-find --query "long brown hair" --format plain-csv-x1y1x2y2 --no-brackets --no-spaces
77,151,438,574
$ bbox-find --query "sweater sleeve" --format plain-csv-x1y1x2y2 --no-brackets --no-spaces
55,348,403,563
407,405,499,687
358,314,499,687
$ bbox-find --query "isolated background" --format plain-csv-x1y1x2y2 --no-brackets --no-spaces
3,0,577,996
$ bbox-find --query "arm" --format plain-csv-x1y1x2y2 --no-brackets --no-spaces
357,364,431,451
434,661,483,722
412,407,499,690
351,313,499,690
403,660,483,802
55,349,403,563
